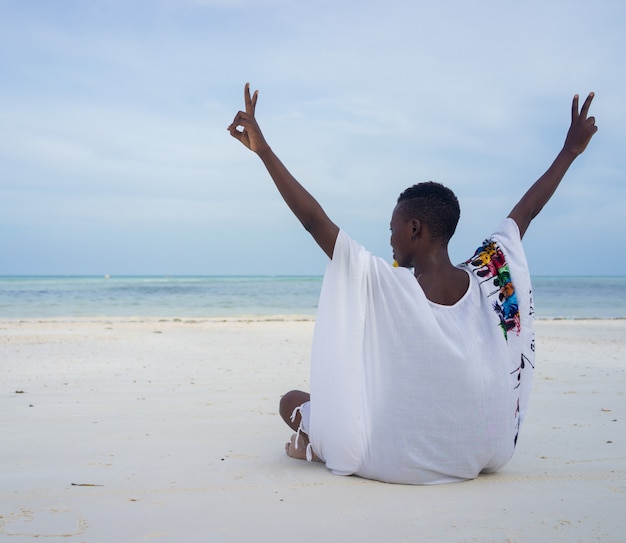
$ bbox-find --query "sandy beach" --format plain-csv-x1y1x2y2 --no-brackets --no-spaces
1,317,625,542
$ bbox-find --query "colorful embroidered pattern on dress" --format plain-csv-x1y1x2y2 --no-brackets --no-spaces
464,239,520,339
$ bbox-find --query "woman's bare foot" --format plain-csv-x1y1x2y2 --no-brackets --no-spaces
284,433,321,462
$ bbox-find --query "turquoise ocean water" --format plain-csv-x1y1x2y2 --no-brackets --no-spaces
0,275,624,319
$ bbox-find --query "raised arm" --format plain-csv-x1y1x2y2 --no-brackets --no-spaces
508,92,598,239
228,83,339,259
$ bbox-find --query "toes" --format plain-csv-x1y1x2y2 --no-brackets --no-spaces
285,433,307,460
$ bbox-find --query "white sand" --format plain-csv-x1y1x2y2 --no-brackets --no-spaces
1,317,625,542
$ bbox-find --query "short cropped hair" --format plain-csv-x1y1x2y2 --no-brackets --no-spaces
396,181,460,244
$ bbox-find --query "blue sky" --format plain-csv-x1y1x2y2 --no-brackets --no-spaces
1,0,624,276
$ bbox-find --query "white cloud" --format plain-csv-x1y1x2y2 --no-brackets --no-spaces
0,0,624,275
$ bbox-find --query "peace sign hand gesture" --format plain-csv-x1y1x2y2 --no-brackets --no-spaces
228,83,270,154
563,92,598,156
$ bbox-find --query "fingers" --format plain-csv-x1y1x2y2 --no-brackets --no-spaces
251,88,258,110
574,92,598,134
227,111,241,133
244,82,259,115
227,111,246,141
228,124,241,140
244,82,251,112
228,127,243,143
572,92,595,122
229,82,259,146
571,94,579,122
580,92,595,118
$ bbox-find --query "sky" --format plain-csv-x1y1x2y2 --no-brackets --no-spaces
1,0,624,276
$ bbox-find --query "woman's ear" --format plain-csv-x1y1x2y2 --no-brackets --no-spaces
410,219,421,241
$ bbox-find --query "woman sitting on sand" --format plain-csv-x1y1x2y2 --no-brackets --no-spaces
228,84,597,484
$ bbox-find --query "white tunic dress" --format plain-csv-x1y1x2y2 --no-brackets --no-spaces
308,218,535,484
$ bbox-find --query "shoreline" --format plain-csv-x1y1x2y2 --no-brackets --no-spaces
1,314,624,323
